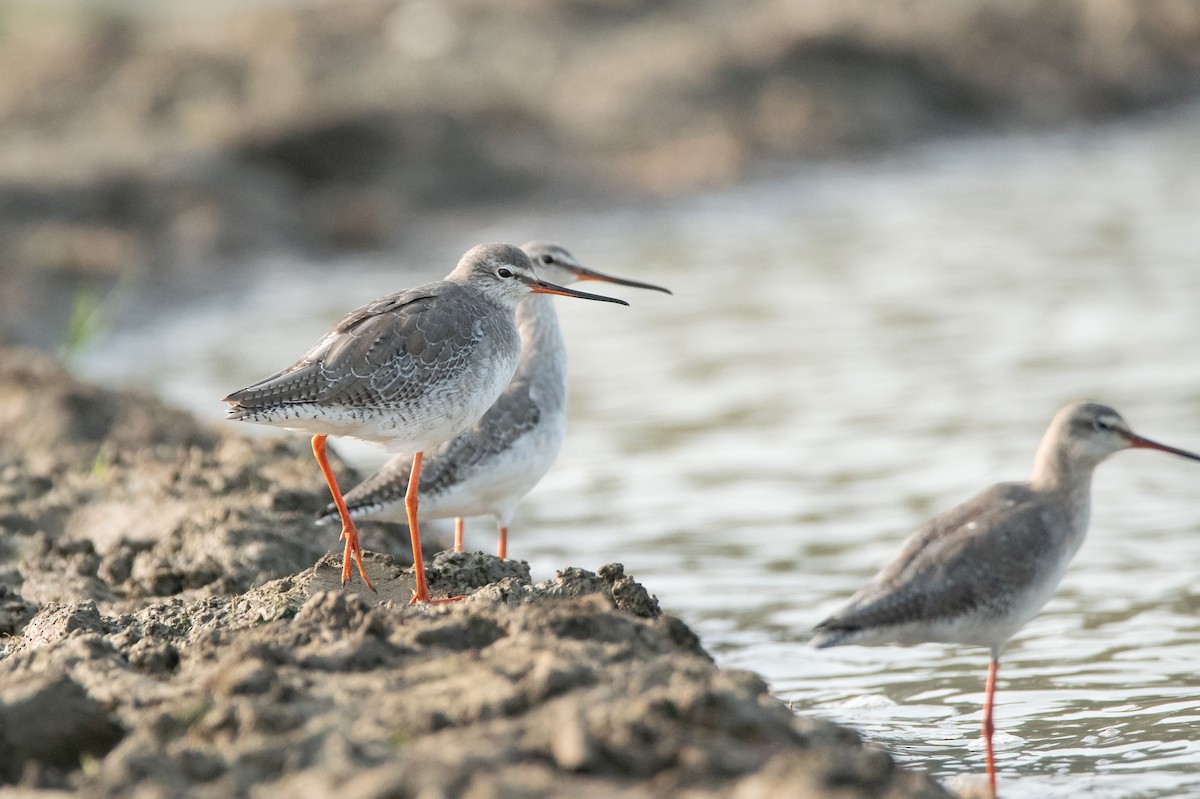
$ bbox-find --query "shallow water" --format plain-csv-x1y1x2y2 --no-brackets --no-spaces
78,106,1200,797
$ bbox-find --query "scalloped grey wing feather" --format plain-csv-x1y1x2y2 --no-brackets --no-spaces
331,452,415,518
225,283,487,411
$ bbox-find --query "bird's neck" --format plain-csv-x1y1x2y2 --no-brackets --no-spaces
1029,439,1096,501
1029,439,1097,552
514,294,567,393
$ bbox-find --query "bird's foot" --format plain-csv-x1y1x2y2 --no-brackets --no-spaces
340,524,377,592
408,590,467,606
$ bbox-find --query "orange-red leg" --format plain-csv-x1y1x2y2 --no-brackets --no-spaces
497,526,508,560
407,452,430,602
312,435,375,592
983,656,999,797
454,518,464,553
405,452,465,605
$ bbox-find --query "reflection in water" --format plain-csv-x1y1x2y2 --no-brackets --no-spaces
80,105,1200,797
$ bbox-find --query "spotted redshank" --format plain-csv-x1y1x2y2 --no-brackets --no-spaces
223,243,628,603
316,241,671,558
811,401,1200,796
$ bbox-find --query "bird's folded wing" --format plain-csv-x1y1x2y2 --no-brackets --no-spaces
817,483,1059,632
224,287,485,410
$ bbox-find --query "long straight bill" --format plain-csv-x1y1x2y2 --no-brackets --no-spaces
571,267,673,295
530,280,630,305
1129,433,1200,461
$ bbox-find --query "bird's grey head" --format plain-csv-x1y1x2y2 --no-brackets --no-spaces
520,240,674,296
1055,402,1138,464
521,241,585,287
1035,401,1200,483
450,243,544,306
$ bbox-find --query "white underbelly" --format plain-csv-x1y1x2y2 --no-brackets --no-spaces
420,425,565,523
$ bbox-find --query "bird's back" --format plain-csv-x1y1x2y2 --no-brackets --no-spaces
812,481,1082,651
224,280,522,450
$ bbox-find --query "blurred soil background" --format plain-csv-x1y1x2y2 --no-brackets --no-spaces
2,0,1200,347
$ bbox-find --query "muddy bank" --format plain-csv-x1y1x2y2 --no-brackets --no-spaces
0,346,953,797
4,0,1200,345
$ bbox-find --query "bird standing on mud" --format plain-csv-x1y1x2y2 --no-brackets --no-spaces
317,241,671,559
223,243,628,603
811,401,1200,796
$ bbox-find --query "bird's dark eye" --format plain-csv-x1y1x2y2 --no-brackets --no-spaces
497,268,514,279
1094,417,1114,431
540,254,553,265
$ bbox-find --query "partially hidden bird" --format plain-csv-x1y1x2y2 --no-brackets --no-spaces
223,243,628,602
316,241,671,559
811,401,1200,796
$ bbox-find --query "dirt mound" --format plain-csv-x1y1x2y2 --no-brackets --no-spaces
0,347,951,797
0,346,417,612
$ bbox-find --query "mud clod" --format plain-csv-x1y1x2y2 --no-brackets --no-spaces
0,585,38,636
0,673,125,784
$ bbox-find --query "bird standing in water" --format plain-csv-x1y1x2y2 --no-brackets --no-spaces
223,243,628,603
811,401,1200,796
317,241,670,559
